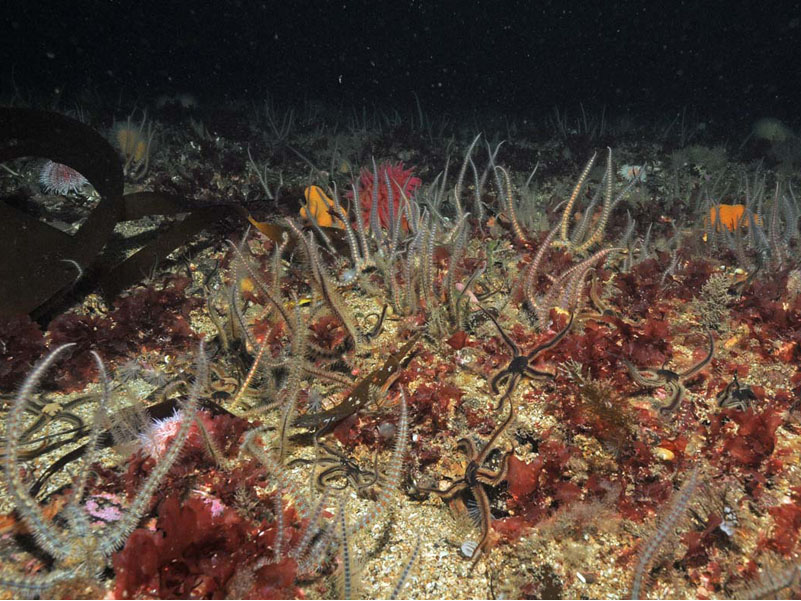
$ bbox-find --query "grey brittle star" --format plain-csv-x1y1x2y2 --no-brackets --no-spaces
622,329,715,415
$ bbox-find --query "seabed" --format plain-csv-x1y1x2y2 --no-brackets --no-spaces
1,102,800,599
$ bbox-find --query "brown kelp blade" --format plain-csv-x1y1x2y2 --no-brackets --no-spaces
97,193,237,300
0,108,248,317
0,107,124,316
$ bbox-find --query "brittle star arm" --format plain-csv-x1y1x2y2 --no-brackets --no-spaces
658,380,686,415
467,483,494,570
317,465,352,490
480,305,525,397
490,369,521,397
518,312,576,380
457,436,479,459
678,328,715,378
414,478,470,499
623,363,688,414
621,358,664,387
716,374,740,406
414,397,516,572
476,447,513,486
524,365,556,378
465,446,515,573
480,306,520,355
525,311,575,361
476,396,516,464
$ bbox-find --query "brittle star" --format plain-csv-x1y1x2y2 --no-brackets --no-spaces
413,395,516,571
622,329,714,415
480,306,575,406
716,373,757,411
288,442,381,492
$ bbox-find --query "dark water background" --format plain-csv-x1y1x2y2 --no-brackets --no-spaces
2,0,800,125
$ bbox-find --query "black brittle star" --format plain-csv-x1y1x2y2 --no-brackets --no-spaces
480,305,575,406
288,441,381,492
716,374,757,411
622,329,715,415
413,395,516,571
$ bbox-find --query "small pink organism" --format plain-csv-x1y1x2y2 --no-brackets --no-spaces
84,492,124,524
137,410,186,460
39,160,88,195
348,161,422,231
137,409,216,460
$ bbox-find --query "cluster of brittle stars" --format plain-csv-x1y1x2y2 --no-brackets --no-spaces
414,306,574,570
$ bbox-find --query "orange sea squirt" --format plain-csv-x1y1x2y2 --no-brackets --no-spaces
706,204,761,232
300,185,345,229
